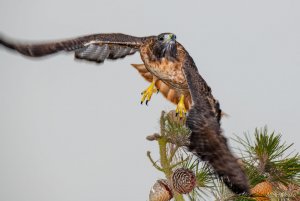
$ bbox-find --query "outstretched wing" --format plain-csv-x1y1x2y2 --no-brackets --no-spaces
182,54,250,194
0,33,147,63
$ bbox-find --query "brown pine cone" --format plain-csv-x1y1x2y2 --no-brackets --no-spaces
171,168,196,194
149,179,173,201
251,181,272,201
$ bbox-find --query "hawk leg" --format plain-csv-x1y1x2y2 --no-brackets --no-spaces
141,78,158,105
131,64,192,110
176,94,187,118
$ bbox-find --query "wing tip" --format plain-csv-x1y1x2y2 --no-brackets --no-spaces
0,34,15,50
186,107,250,195
222,176,250,195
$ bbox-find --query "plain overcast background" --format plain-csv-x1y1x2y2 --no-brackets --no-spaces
0,0,299,200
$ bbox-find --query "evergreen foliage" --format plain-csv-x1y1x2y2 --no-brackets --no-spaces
147,111,300,201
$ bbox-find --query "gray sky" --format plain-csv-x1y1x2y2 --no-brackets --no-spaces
0,0,299,200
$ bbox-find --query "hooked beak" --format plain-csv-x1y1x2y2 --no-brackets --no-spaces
164,34,176,44
169,34,176,41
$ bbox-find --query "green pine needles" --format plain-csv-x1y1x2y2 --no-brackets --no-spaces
146,111,300,201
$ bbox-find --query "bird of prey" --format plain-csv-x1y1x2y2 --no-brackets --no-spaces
0,33,221,119
0,32,249,194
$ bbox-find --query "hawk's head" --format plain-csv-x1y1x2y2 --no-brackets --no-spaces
153,33,177,60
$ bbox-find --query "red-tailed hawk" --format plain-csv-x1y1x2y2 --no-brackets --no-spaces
0,32,249,194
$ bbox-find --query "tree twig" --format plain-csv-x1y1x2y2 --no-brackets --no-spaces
147,151,163,172
168,145,179,163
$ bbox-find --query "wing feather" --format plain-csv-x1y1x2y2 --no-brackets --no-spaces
0,33,147,63
182,54,250,195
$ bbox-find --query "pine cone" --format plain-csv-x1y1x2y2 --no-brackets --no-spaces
171,168,196,194
251,181,272,201
149,179,173,201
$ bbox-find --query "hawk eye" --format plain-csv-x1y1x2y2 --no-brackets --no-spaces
159,36,164,41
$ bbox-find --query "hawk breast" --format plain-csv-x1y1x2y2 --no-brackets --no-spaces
140,43,188,90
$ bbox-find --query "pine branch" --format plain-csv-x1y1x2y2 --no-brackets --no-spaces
147,151,164,172
158,137,185,201
146,113,300,200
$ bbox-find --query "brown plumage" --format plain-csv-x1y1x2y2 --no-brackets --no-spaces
0,32,249,194
131,63,192,110
183,53,249,194
0,33,221,120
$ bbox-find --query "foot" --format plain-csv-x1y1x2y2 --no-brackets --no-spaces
141,80,158,105
176,95,187,118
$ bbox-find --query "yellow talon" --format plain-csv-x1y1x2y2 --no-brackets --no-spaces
141,80,158,105
176,95,187,118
